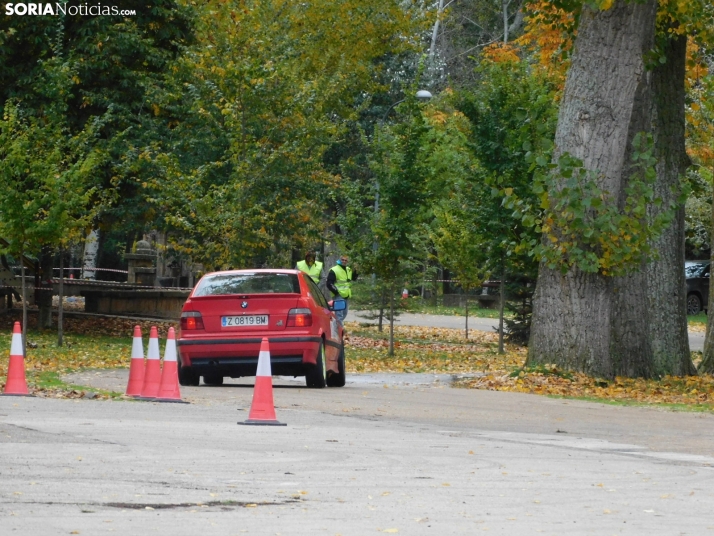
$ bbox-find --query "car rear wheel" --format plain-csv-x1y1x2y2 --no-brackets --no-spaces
687,293,702,315
178,365,200,387
305,341,326,388
327,343,346,388
203,374,224,386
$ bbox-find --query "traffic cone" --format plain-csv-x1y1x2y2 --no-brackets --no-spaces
138,326,161,399
125,326,145,397
3,322,30,396
156,328,186,403
238,338,286,426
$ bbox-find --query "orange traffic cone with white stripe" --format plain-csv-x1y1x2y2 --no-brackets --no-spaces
156,328,186,403
125,326,145,397
138,326,161,399
238,338,286,426
3,322,30,396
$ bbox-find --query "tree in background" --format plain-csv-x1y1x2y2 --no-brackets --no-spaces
440,52,557,349
365,91,434,356
692,49,714,372
0,1,196,272
526,0,710,378
0,96,104,349
142,0,429,270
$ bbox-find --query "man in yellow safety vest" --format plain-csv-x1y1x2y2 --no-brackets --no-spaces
296,251,323,284
327,255,358,323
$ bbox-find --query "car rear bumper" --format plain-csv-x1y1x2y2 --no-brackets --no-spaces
177,335,321,377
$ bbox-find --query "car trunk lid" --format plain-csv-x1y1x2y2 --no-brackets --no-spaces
186,294,301,333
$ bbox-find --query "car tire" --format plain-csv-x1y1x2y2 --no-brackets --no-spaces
687,293,702,315
305,340,327,388
203,374,224,386
178,366,200,387
327,343,346,388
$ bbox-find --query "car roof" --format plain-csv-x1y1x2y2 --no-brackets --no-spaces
203,269,301,277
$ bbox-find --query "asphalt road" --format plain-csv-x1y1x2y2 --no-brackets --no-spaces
352,311,707,352
1,371,713,535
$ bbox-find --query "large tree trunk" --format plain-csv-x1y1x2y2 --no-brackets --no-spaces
528,1,660,378
703,189,714,372
647,32,695,376
702,201,714,372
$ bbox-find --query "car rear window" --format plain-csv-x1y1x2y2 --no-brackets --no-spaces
193,273,301,296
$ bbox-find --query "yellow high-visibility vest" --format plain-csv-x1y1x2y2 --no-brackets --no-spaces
296,260,323,283
330,265,353,298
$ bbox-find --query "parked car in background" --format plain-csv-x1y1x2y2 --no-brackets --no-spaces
685,261,709,315
177,269,346,388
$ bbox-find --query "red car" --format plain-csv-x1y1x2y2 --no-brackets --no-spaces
177,269,346,388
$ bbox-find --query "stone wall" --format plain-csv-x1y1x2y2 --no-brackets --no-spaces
81,289,190,319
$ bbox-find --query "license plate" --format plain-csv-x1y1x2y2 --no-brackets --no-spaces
221,315,269,327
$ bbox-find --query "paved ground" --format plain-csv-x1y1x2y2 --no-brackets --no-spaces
351,312,707,351
1,370,713,535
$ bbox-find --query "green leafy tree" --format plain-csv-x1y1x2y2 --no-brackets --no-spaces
435,56,557,348
0,2,196,265
144,0,428,270
0,97,104,348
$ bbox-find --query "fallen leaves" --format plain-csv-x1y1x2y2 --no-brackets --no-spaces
457,367,714,409
344,322,522,374
0,312,177,396
344,322,714,410
1,314,712,410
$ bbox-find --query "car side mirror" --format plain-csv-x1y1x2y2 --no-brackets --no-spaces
329,299,346,311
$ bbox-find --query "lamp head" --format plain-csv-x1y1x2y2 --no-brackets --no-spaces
416,90,433,101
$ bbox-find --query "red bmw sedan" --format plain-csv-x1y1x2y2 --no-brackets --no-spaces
177,269,346,388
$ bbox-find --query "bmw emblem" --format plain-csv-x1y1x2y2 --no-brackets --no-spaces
241,301,248,309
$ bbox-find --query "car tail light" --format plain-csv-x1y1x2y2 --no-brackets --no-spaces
287,308,312,327
181,311,205,330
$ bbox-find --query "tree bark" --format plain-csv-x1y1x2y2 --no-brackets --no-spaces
465,296,469,340
37,245,54,330
388,284,395,357
647,31,695,376
703,184,714,372
58,248,64,347
499,274,505,354
528,1,660,378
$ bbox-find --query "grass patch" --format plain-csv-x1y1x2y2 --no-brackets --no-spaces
545,394,714,413
687,312,707,327
30,370,123,400
456,368,714,413
2,313,712,411
0,313,175,397
353,301,505,319
342,322,714,412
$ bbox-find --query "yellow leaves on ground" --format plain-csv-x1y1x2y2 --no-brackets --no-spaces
1,315,712,410
345,322,714,410
459,369,714,409
0,314,178,395
344,322,523,374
